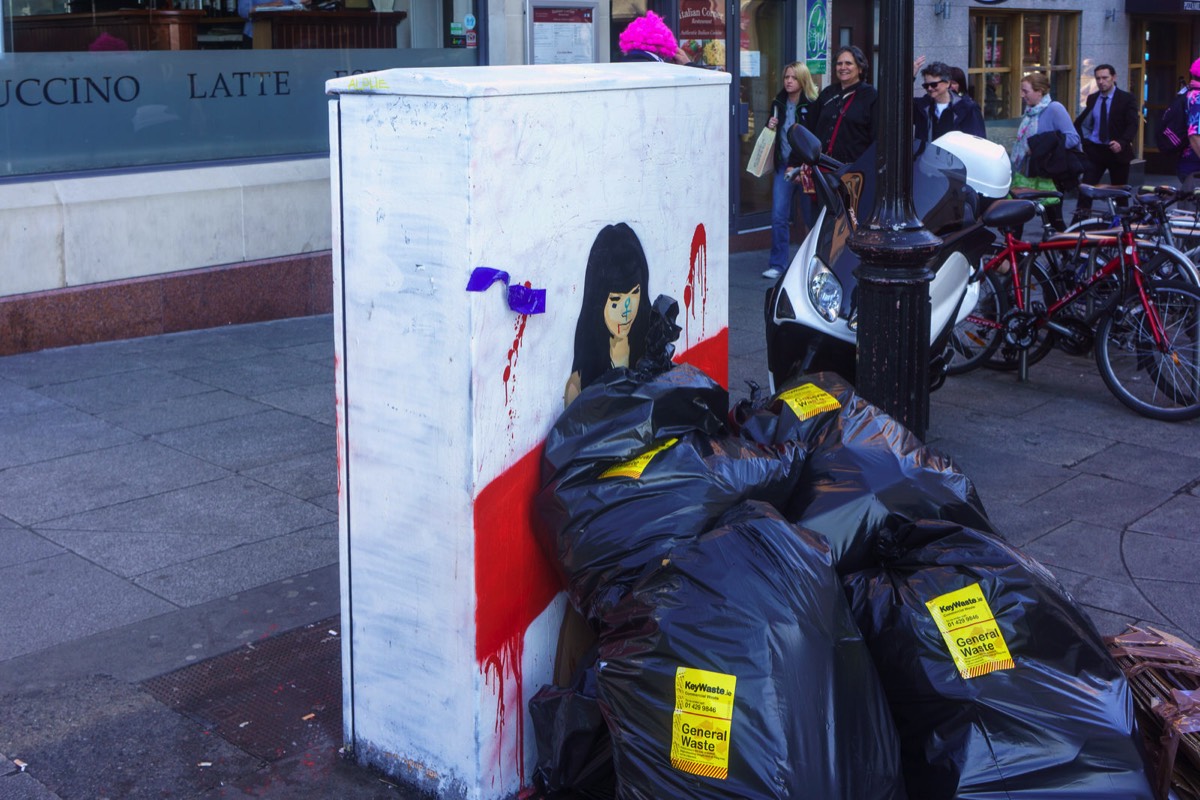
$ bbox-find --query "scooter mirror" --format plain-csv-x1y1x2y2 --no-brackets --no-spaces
787,124,822,165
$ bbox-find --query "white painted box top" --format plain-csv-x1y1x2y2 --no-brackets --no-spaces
325,62,730,98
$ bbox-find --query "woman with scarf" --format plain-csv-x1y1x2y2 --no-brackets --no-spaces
1010,71,1080,228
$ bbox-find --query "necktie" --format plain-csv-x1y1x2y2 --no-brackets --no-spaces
1099,95,1109,143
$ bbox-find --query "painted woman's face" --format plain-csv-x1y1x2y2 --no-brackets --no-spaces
604,284,641,339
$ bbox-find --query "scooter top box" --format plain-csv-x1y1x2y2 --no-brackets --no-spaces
933,130,1012,199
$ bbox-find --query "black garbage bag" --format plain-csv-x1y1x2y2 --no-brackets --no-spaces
734,372,995,574
529,649,615,800
843,519,1154,800
537,308,808,622
595,501,906,800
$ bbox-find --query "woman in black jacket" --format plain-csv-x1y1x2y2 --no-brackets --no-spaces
763,61,820,280
814,45,877,164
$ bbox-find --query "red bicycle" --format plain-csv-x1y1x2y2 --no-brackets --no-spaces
947,186,1200,421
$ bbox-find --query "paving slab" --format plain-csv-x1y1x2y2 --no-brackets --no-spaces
43,475,335,538
1020,520,1127,581
1050,565,1169,626
177,351,332,397
1072,441,1200,493
36,528,265,579
0,407,139,471
97,389,272,436
0,529,64,570
131,525,338,607
152,409,334,472
0,380,70,421
0,566,340,691
252,383,336,426
1077,604,1138,638
932,375,1054,418
0,440,230,526
0,344,151,388
924,437,1075,507
1129,493,1200,540
0,675,260,799
115,330,274,367
32,368,216,415
1122,530,1200,583
926,405,1113,467
1022,473,1173,529
240,449,338,502
1134,578,1200,643
0,553,176,661
969,499,1071,548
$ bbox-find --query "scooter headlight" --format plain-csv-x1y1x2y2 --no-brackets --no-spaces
808,260,843,323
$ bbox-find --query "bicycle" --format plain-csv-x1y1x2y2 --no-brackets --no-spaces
945,190,1200,421
945,185,1200,377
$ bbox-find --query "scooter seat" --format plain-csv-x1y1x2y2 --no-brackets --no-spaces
982,198,1038,229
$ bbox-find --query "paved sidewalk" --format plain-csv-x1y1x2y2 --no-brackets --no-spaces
2,247,1199,798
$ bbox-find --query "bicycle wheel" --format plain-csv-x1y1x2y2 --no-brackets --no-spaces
985,256,1059,370
944,269,1007,375
1094,280,1200,421
1138,246,1200,287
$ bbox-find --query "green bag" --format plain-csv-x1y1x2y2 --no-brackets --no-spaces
1010,172,1061,205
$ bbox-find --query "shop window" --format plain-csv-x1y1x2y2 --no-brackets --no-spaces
969,9,1077,149
0,0,480,176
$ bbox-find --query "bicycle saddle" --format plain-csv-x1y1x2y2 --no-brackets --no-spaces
982,198,1038,229
1079,184,1133,202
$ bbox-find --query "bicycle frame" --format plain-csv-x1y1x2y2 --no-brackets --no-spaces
979,227,1174,354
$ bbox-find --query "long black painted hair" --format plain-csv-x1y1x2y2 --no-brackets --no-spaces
570,223,652,391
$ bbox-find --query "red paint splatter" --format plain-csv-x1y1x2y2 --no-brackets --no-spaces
683,224,709,347
471,333,727,790
673,327,729,388
482,631,526,786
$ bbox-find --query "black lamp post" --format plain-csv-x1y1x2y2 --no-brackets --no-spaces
848,0,941,439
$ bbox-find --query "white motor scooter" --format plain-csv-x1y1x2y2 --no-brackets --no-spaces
764,126,1012,392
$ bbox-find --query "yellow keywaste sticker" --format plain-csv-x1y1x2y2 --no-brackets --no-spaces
926,583,1015,679
599,438,679,480
778,383,841,420
670,667,737,780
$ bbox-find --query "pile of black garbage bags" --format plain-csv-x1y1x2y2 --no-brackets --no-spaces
530,298,1155,800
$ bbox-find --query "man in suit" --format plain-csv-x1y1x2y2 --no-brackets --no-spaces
1074,64,1139,210
913,61,985,147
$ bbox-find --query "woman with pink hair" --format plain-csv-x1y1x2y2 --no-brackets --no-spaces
618,11,689,64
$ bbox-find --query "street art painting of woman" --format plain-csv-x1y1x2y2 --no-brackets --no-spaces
563,223,652,406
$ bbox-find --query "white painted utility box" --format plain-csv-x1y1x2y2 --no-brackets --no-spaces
327,63,731,799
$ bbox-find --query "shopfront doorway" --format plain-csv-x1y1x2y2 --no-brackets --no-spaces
610,0,797,232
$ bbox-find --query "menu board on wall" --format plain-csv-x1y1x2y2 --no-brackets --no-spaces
529,1,598,64
678,0,725,69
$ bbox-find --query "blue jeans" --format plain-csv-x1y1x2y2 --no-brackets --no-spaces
769,166,815,270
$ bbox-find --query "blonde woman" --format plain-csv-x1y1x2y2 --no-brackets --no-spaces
763,61,820,280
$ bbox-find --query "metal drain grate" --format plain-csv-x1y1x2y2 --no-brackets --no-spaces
143,617,342,763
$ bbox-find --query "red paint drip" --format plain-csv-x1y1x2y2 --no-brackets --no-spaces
482,631,526,787
502,283,533,406
683,224,709,346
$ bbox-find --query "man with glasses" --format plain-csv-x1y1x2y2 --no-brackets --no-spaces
1073,64,1138,210
913,61,985,147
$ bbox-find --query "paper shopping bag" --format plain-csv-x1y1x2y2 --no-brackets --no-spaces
746,126,776,178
